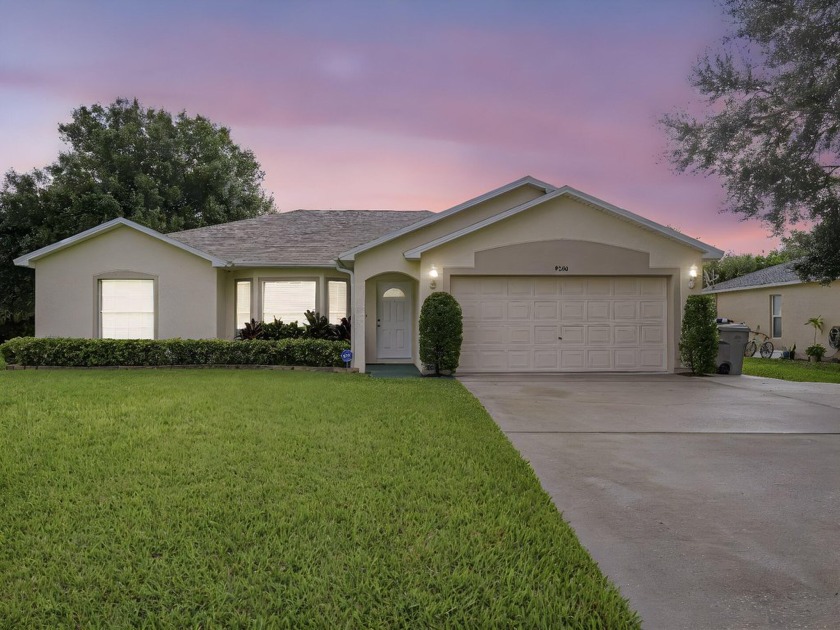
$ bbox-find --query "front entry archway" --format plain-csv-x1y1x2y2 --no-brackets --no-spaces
376,281,412,359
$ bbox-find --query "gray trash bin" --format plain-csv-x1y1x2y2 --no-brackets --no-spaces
717,323,750,375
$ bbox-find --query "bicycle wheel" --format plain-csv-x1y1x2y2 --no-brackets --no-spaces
744,340,757,357
759,341,774,359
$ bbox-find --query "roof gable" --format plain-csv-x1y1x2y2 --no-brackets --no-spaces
337,176,555,261
401,186,724,260
13,218,227,268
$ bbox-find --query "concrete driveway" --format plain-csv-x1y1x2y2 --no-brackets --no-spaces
459,373,840,629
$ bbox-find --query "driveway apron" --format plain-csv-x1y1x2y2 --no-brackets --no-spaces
459,373,840,630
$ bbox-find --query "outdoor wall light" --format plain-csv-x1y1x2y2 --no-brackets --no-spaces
429,265,438,290
688,265,698,289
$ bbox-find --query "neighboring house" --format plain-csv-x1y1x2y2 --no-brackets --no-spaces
705,261,840,358
14,176,723,373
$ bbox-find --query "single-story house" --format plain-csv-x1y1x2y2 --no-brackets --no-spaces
14,176,723,373
705,261,840,358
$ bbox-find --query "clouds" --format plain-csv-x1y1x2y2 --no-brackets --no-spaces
0,0,779,252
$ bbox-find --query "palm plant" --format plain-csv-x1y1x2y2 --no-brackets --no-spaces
805,316,824,345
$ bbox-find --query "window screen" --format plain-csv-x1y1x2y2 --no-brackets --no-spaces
771,295,782,338
100,279,154,339
328,280,348,324
235,280,252,328
263,280,316,323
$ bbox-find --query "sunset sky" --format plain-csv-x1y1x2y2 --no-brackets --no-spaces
1,0,786,254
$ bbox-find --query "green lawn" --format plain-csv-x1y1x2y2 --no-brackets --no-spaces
743,357,840,383
0,370,638,628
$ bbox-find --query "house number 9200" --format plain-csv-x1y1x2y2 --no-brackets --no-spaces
554,265,569,272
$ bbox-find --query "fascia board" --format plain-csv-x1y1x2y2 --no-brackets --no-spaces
703,279,805,294
337,175,556,261
13,217,228,268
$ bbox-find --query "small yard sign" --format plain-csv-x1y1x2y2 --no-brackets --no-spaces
341,349,353,367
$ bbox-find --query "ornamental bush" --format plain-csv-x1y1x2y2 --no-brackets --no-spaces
0,337,349,368
679,295,719,375
419,292,463,376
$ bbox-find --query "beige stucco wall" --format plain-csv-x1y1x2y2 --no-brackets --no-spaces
353,193,705,371
714,283,840,358
219,267,352,339
33,226,218,339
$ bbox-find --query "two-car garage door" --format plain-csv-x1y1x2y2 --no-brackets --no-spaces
451,276,668,372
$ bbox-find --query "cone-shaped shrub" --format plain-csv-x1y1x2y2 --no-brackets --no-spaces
679,295,719,374
419,291,463,376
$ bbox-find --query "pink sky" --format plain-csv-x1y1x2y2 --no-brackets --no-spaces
0,1,786,254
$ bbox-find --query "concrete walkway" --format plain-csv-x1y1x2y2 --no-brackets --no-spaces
459,373,840,629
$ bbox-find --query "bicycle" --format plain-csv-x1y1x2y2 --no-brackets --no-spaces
744,329,774,359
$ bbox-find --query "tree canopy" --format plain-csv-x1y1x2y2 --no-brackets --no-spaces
662,0,840,284
0,98,274,340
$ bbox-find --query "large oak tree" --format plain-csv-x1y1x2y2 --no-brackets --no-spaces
662,0,840,283
0,98,274,340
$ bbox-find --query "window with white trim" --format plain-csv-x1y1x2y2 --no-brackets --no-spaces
262,280,316,323
771,294,782,338
235,280,252,329
327,280,348,325
100,279,155,339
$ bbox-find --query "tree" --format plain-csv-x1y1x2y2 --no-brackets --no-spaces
662,0,840,284
419,292,463,376
0,98,275,340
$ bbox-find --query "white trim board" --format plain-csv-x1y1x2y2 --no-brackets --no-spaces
13,217,228,268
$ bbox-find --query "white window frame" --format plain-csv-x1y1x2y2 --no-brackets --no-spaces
327,279,350,325
94,272,158,339
770,294,782,339
260,278,318,324
235,279,253,330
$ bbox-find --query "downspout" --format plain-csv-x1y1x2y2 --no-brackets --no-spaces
334,259,356,369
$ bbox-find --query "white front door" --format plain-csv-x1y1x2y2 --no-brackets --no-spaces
377,281,411,359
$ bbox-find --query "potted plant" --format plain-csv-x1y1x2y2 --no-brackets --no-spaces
806,343,826,362
805,316,825,362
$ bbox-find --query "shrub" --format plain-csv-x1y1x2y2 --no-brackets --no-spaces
679,295,718,375
262,318,304,340
302,310,335,339
236,319,264,340
419,292,463,376
0,337,349,368
805,343,826,361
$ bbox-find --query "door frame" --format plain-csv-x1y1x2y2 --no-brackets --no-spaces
376,280,413,361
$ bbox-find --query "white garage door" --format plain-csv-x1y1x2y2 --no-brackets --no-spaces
452,276,668,372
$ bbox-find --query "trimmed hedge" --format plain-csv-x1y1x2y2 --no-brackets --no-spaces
0,337,350,368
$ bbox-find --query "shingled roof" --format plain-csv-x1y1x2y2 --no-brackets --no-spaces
704,261,802,293
168,209,434,266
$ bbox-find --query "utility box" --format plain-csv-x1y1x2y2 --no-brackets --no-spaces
717,323,750,375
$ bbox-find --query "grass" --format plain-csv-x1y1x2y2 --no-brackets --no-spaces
0,370,639,628
743,357,840,383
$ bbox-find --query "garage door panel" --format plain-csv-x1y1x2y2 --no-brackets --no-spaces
562,301,586,320
561,326,585,344
587,349,612,369
587,326,611,345
587,301,610,320
614,278,640,295
615,325,639,344
481,302,505,319
561,278,585,294
534,278,559,296
586,278,612,295
614,301,638,319
534,349,558,369
534,326,559,344
640,301,665,320
507,301,531,319
452,276,668,373
534,301,558,319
